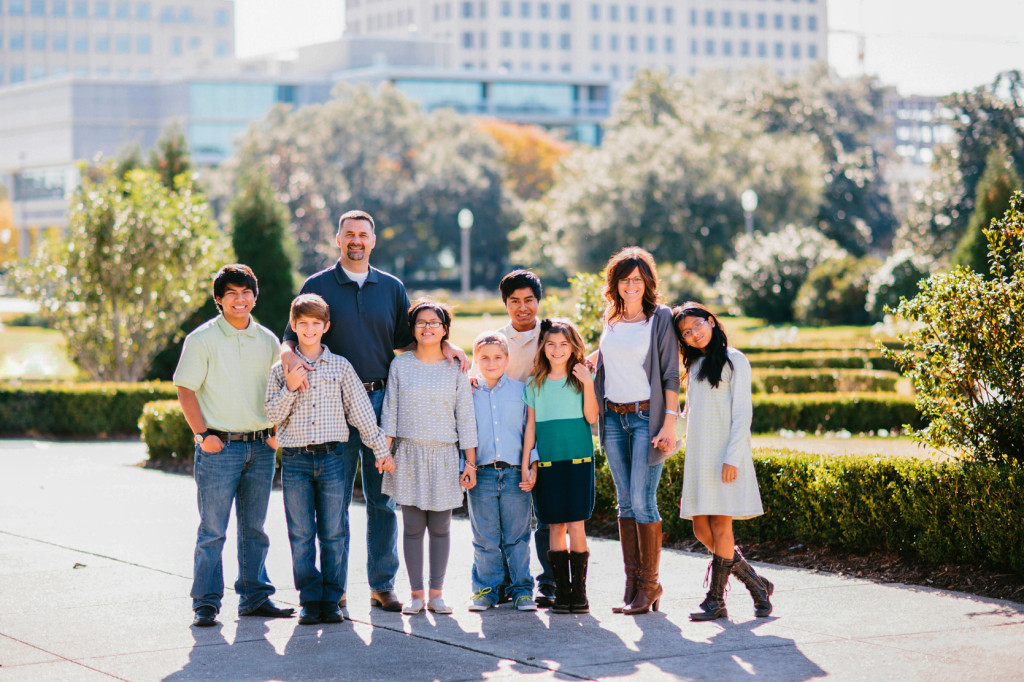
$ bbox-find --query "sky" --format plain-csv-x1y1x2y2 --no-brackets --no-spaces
234,0,1024,96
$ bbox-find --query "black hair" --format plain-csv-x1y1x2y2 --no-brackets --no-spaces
212,264,258,313
499,269,543,303
408,298,452,344
672,302,732,389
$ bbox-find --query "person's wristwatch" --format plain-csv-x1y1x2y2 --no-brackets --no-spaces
194,431,209,445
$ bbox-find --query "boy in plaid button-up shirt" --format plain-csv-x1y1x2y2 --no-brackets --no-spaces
265,294,395,626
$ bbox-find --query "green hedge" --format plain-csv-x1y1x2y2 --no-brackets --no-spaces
0,381,177,437
750,392,923,433
594,448,1024,577
752,369,899,394
746,352,898,372
140,400,194,462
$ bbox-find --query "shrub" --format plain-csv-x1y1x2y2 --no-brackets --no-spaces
793,255,879,326
745,351,898,372
884,193,1024,466
140,400,194,462
865,248,934,320
657,262,710,307
718,225,847,323
0,382,176,437
748,392,922,433
541,272,605,347
752,369,899,394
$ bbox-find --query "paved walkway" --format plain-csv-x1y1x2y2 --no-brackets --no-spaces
1,440,1022,681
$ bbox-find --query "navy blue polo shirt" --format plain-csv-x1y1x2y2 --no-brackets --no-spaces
283,262,414,382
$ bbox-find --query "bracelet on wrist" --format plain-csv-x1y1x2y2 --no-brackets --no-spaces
665,409,678,416
465,462,477,470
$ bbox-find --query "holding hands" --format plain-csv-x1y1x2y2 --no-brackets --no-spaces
284,361,309,392
460,466,477,490
519,462,538,492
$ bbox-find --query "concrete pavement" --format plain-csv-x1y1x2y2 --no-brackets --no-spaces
1,440,1022,681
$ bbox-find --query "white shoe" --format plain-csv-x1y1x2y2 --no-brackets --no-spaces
402,598,424,615
427,597,453,614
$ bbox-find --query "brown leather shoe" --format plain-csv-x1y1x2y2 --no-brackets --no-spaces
370,591,403,612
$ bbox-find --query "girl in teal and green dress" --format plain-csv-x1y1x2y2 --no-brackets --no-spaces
520,318,599,614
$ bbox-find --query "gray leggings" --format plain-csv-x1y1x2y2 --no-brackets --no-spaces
401,506,452,591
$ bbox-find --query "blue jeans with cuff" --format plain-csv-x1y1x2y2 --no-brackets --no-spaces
467,465,534,603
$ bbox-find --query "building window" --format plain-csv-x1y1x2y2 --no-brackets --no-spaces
627,5,636,22
95,1,109,18
215,40,229,57
646,6,654,22
53,0,68,16
757,41,766,57
774,14,783,29
609,34,618,51
520,1,529,17
757,13,766,28
479,1,486,19
539,31,549,48
664,6,672,23
560,62,570,72
590,3,599,20
704,39,714,55
31,65,47,80
31,31,46,50
95,35,110,52
160,6,174,22
462,31,474,47
689,8,696,26
558,2,568,19
10,33,25,50
137,2,151,20
740,40,750,57
188,35,199,49
690,38,697,55
73,0,87,17
462,0,473,17
137,34,151,53
30,0,45,16
592,63,601,73
170,36,182,55
808,43,817,59
791,42,800,58
500,0,510,16
215,7,229,26
559,32,570,49
52,65,68,76
723,40,732,56
791,15,800,30
609,4,618,20
73,34,88,51
479,31,487,47
591,33,600,50
774,41,783,57
808,15,817,31
115,1,130,18
646,35,654,52
10,0,24,15
520,31,531,47
704,10,713,26
739,12,749,28
664,36,673,53
538,1,548,18
500,30,511,46
628,34,637,52
10,66,26,83
115,33,130,52
610,64,619,79
722,10,731,27
53,32,68,50
179,6,192,23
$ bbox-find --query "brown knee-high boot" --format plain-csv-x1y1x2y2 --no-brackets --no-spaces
690,553,734,621
623,521,663,614
732,546,774,617
612,518,639,613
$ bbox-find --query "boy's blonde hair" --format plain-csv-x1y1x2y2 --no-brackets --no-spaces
473,331,509,355
290,293,330,323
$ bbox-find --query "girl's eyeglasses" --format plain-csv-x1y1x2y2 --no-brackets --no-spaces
680,318,709,341
414,320,444,329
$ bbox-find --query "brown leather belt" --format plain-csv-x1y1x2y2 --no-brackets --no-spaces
605,400,650,414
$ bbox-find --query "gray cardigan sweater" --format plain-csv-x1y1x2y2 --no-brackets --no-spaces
595,304,681,465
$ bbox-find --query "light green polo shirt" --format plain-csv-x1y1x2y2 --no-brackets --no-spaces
173,315,280,433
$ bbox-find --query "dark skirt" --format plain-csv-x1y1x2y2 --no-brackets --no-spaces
532,457,596,524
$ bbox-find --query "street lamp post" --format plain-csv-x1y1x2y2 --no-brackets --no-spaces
741,189,758,237
458,208,474,297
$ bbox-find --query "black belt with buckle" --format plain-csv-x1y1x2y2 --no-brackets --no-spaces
363,379,386,392
477,461,519,469
299,441,340,453
208,428,272,443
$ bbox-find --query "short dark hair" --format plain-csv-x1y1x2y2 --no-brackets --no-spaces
290,293,330,324
408,297,452,344
338,210,375,234
499,269,543,303
213,264,258,312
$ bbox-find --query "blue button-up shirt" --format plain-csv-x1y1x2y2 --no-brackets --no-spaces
472,374,538,466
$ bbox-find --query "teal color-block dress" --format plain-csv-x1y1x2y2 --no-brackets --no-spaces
524,376,596,524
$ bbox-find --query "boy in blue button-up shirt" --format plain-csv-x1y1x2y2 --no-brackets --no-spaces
466,332,538,611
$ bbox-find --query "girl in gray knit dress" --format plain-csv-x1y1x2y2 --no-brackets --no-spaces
382,299,478,615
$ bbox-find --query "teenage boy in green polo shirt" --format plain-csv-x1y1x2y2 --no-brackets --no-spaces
174,264,295,628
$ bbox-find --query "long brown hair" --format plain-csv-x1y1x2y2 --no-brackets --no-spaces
672,302,732,388
603,246,660,324
530,318,588,394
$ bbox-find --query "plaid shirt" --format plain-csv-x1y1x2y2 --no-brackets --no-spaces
265,346,389,459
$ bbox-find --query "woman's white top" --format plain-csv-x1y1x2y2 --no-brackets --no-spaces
679,347,764,521
599,318,652,403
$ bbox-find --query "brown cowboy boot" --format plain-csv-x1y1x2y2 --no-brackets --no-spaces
732,546,774,617
690,553,734,621
612,517,639,613
623,521,663,614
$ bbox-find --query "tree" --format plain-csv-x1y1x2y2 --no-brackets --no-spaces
953,147,1022,278
17,165,222,382
477,119,572,201
230,170,296,338
884,192,1024,466
150,121,193,191
865,249,934,321
793,255,879,326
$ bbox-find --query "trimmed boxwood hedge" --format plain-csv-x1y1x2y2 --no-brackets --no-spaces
0,381,176,437
752,369,899,394
595,447,1024,577
749,392,923,433
140,400,193,462
746,352,898,372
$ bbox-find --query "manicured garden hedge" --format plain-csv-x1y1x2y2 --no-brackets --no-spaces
746,352,898,372
752,369,899,394
139,400,193,462
0,382,176,437
594,447,1024,577
749,392,923,433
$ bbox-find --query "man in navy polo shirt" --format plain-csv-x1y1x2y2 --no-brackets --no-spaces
281,210,466,613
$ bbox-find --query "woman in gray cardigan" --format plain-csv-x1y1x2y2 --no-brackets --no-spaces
593,247,680,615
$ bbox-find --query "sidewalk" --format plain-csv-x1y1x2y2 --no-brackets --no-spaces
1,440,1022,681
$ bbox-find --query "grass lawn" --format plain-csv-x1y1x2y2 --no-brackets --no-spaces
0,326,78,380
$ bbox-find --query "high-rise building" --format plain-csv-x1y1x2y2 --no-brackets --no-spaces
343,0,828,81
0,0,235,85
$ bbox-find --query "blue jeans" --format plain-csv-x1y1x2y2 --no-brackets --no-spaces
191,440,277,614
603,409,665,524
340,388,399,594
281,443,349,604
467,466,533,602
